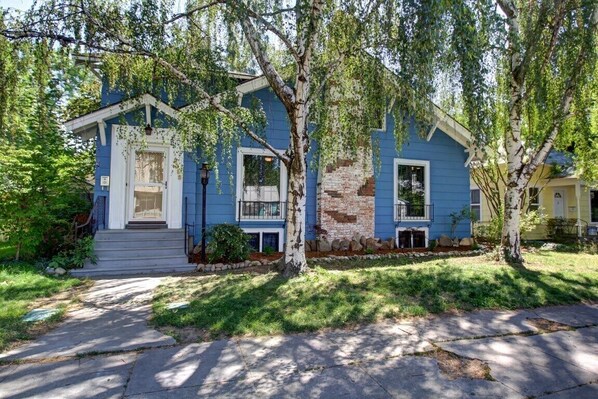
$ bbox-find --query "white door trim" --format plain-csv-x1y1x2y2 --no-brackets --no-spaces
108,125,183,229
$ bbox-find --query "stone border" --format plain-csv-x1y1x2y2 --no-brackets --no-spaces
196,247,488,272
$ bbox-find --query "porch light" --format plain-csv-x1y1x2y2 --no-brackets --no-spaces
144,124,153,136
200,162,210,185
264,156,273,162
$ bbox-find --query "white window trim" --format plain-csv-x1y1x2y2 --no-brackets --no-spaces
528,187,541,212
371,109,387,132
590,189,598,225
236,147,288,221
396,227,429,248
470,186,482,222
242,227,284,252
393,158,431,221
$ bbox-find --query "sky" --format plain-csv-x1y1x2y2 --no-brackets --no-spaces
0,0,34,11
0,0,188,12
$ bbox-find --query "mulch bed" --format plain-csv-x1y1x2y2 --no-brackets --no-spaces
190,246,475,265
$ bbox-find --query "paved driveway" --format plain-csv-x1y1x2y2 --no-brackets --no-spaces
1,276,597,398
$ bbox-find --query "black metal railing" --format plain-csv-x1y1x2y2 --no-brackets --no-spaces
183,197,195,258
238,201,286,220
395,203,434,222
74,196,106,239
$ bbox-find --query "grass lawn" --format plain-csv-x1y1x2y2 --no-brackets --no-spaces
152,251,598,340
0,242,16,261
0,261,85,352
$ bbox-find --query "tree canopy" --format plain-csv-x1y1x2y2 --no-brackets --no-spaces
2,0,596,269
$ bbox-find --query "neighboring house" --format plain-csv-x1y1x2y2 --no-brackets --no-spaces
67,74,474,275
470,151,598,240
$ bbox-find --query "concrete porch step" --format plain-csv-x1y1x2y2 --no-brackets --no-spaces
73,228,193,276
94,246,185,259
94,238,183,250
95,229,185,241
70,263,197,277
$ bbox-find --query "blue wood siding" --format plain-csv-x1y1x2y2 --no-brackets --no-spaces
94,86,469,245
196,87,318,241
373,117,471,241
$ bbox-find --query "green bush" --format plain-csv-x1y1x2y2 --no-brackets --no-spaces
206,224,251,263
49,236,96,270
262,246,275,256
428,239,437,251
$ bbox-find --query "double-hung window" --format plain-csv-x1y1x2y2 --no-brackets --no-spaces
470,189,481,222
394,159,430,220
236,148,287,220
528,187,540,212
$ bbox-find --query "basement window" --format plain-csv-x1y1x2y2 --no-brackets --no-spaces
243,228,283,252
396,227,428,249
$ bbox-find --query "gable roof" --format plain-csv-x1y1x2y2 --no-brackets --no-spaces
237,76,473,150
67,75,473,158
65,93,178,142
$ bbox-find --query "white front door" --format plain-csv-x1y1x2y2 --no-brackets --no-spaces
128,147,168,223
553,189,565,218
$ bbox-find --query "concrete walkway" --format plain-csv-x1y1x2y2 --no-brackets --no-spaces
0,277,175,360
1,278,597,398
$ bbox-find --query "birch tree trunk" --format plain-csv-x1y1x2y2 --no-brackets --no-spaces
282,134,308,277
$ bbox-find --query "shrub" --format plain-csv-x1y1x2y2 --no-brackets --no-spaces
262,246,275,256
206,224,251,263
428,239,437,251
48,236,96,270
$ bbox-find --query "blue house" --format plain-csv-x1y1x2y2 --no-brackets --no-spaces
67,75,474,276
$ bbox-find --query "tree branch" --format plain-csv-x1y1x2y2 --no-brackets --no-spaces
524,3,598,177
236,8,296,112
164,0,222,24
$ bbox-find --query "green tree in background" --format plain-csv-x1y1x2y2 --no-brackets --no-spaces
0,36,98,260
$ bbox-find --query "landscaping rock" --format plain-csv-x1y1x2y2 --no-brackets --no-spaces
452,238,460,247
339,239,351,251
332,239,341,251
389,238,396,249
350,240,363,251
352,232,362,242
438,235,453,247
380,241,390,250
360,235,367,246
459,237,474,246
55,267,66,276
196,264,205,272
365,238,379,251
45,267,56,275
319,239,332,252
192,244,201,254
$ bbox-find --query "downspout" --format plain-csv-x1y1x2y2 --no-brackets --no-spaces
576,181,582,237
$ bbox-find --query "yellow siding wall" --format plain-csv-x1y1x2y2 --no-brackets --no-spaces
471,165,593,240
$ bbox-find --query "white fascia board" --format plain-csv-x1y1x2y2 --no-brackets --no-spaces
432,105,472,148
236,76,269,95
65,93,179,134
426,121,439,141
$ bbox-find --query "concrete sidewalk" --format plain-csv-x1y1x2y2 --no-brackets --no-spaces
1,277,597,398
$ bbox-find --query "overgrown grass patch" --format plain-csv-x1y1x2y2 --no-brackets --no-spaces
0,242,16,261
152,252,598,340
0,262,85,351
